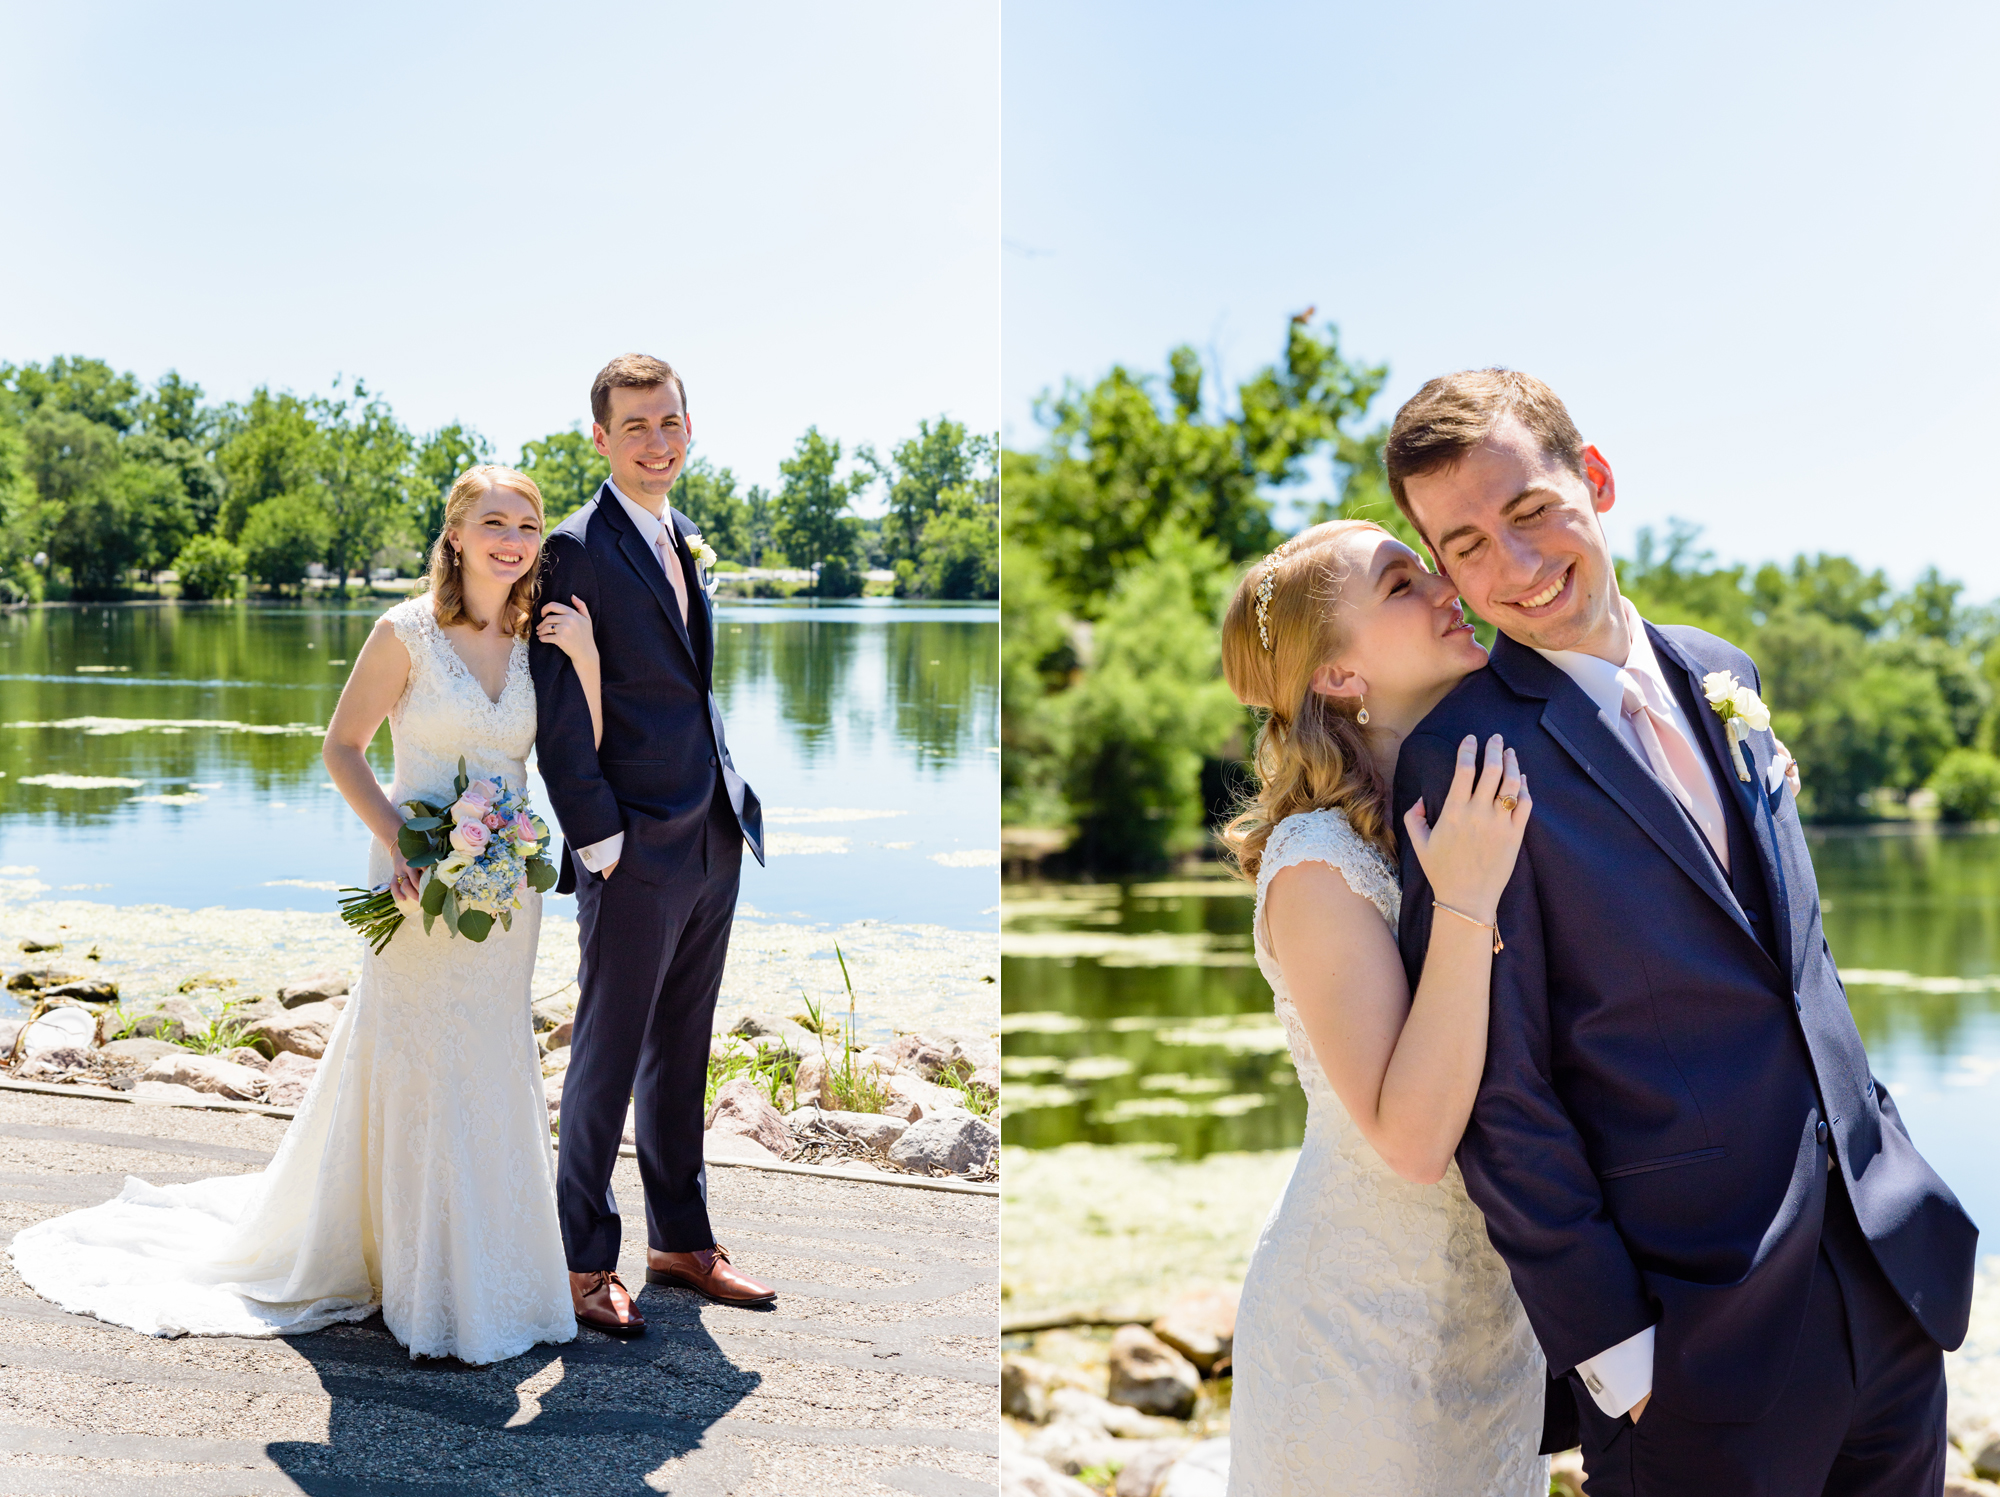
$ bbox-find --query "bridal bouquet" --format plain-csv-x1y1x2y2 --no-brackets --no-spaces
338,758,560,953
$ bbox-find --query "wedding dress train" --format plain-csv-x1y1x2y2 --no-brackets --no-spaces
9,595,576,1364
1225,808,1547,1496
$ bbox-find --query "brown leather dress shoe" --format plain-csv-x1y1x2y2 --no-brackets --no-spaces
570,1269,646,1337
646,1242,776,1305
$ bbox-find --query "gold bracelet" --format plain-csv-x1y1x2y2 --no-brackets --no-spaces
1434,900,1503,954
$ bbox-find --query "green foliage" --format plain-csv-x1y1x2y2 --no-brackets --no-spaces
411,422,493,554
774,426,872,589
172,535,243,600
813,554,865,598
216,388,322,539
1929,749,2000,824
896,486,997,599
3,356,142,432
240,492,332,593
1059,526,1242,870
1008,314,1386,617
516,425,607,520
1000,540,1075,827
311,379,411,593
883,416,993,562
674,456,750,562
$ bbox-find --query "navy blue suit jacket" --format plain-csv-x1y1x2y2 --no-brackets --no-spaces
1393,621,1976,1424
529,485,763,896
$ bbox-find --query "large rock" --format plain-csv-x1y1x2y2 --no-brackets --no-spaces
1001,1446,1099,1497
262,1052,319,1109
45,979,117,1004
1046,1386,1183,1440
1152,1286,1238,1374
1021,1420,1126,1482
133,1079,206,1105
222,1046,270,1072
543,1047,573,1077
1973,1435,2000,1482
1113,1440,1196,1497
129,997,205,1043
531,995,574,1031
1107,1324,1201,1420
880,1032,968,1083
728,1012,817,1058
278,971,351,1008
704,1128,783,1164
706,1077,796,1160
7,966,78,991
540,1019,573,1053
18,1004,97,1059
17,933,63,953
815,1109,909,1154
1157,1438,1229,1497
18,1045,91,1077
242,1001,342,1059
101,1037,183,1065
887,1112,997,1175
140,1052,266,1102
885,1070,961,1119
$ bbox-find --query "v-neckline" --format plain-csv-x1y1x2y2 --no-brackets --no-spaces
436,625,519,707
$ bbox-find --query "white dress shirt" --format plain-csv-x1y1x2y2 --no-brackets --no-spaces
572,481,691,876
1530,596,1725,1420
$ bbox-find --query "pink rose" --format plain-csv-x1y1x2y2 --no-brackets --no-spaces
466,778,501,804
512,812,535,843
482,811,504,830
449,820,491,855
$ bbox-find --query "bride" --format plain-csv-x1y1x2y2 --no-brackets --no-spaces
10,464,605,1365
1218,519,1546,1495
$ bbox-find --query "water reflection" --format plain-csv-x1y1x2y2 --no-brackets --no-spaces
0,598,998,928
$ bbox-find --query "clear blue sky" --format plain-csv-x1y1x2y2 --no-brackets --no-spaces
0,1,999,513
1004,1,2000,599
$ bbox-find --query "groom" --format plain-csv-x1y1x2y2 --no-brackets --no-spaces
530,353,771,1336
1388,370,1976,1493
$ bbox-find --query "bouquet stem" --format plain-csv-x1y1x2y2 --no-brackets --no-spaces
338,885,405,955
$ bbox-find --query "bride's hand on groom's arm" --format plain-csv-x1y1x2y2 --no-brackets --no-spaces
1401,733,1531,922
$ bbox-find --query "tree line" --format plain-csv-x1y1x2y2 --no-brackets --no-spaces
1004,316,2000,873
0,357,997,603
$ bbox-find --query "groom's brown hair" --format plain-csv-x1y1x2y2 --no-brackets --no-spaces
1384,369,1586,545
590,353,688,429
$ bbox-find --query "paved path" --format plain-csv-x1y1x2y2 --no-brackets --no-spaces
0,1090,999,1496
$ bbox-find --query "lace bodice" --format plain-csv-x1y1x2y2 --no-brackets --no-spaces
1252,808,1400,1109
1230,807,1547,1495
381,594,535,807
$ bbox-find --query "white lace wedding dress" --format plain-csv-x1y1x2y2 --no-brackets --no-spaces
1226,808,1548,1496
9,595,576,1364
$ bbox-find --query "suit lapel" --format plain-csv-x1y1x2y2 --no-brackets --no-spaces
1490,635,1762,951
669,510,714,683
1649,625,1799,982
599,486,700,675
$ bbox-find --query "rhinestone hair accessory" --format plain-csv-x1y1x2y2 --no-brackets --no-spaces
1252,536,1304,652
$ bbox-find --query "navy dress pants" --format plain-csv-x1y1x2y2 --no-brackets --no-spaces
1574,1169,1946,1496
556,790,743,1269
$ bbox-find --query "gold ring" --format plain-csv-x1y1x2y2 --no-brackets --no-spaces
1500,794,1519,811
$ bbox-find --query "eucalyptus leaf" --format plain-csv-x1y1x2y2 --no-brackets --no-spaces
441,889,461,937
457,908,494,942
407,850,441,869
422,907,437,936
421,877,448,916
404,816,442,831
396,826,430,858
526,857,559,893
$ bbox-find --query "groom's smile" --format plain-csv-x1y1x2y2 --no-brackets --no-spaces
594,380,694,510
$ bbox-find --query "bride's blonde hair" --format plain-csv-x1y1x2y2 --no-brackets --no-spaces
1219,520,1393,883
421,465,545,639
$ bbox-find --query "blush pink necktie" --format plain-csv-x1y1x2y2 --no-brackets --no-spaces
1621,675,1729,873
655,531,689,625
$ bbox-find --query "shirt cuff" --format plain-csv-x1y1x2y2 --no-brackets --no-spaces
1576,1325,1653,1418
576,830,623,872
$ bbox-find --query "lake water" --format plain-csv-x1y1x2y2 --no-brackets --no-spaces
0,596,998,933
1001,828,2000,1242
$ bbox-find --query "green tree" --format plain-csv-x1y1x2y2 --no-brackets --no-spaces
411,422,494,553
138,371,217,447
1001,540,1074,827
517,426,607,520
884,417,992,562
3,357,142,432
1056,526,1241,869
216,389,322,538
744,484,775,564
240,493,332,593
674,456,750,562
906,487,997,599
1009,314,1386,615
310,379,411,593
774,427,871,589
172,534,245,600
1929,749,2000,823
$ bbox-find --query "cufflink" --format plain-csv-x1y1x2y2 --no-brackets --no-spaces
1584,1372,1604,1394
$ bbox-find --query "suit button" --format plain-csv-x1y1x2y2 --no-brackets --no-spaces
1745,909,1759,922
1816,1120,1829,1145
709,754,719,767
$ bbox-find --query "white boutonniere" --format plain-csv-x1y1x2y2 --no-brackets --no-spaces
685,531,718,572
1702,670,1772,783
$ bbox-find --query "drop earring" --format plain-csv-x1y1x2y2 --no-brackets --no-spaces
1357,695,1370,727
